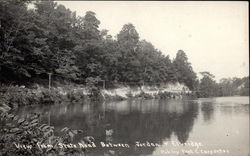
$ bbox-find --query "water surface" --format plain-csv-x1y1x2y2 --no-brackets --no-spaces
16,96,249,156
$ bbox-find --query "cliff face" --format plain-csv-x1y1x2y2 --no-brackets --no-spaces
101,82,191,99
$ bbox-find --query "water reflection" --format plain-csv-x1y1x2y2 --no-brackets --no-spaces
201,102,215,123
15,97,249,156
16,99,199,155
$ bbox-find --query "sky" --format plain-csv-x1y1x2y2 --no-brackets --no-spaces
55,1,249,81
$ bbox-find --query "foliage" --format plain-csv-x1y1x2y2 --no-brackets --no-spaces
67,89,86,103
1,1,247,99
173,50,197,90
197,72,249,98
158,91,172,99
0,112,86,156
0,1,80,83
134,91,154,99
0,0,198,92
0,85,66,109
197,72,219,98
219,76,249,96
103,93,126,101
85,77,102,100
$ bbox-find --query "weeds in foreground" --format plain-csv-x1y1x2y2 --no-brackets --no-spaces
0,104,91,156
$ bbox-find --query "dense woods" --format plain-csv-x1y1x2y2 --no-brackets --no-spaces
0,1,196,87
0,0,249,97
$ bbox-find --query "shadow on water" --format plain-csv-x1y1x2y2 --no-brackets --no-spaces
16,99,199,155
201,101,215,123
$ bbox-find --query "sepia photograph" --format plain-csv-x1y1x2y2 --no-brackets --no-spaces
0,1,249,156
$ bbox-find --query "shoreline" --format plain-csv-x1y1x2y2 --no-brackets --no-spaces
0,83,196,111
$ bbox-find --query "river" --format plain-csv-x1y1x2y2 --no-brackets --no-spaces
16,96,249,156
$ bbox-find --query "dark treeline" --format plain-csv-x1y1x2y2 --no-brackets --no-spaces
0,1,197,89
0,0,248,97
197,72,249,98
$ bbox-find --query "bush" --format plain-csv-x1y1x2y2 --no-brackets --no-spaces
125,91,133,98
0,85,67,109
135,91,154,99
85,77,103,101
158,91,171,99
103,93,126,101
67,89,86,103
0,112,87,156
40,89,63,105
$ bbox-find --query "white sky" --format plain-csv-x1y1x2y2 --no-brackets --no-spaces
56,1,249,81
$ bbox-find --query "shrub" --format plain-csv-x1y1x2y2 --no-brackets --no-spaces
67,89,87,103
0,112,87,156
85,77,103,101
103,93,126,101
158,91,172,99
135,91,154,99
125,91,133,98
0,85,66,109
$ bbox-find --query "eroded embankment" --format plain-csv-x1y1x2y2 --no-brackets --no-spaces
0,82,194,111
101,82,193,100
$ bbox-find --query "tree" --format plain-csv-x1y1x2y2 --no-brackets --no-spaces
33,1,80,81
115,23,141,83
0,1,199,90
0,0,47,82
198,72,219,97
117,23,139,46
239,76,249,96
173,50,197,90
74,11,104,84
83,11,100,40
219,76,249,96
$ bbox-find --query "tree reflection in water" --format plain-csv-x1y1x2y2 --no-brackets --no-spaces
16,99,199,156
201,101,215,123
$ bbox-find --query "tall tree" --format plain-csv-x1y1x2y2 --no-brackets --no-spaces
117,23,139,46
83,11,100,40
116,23,141,83
34,1,80,81
75,11,103,83
0,0,50,82
173,50,197,90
